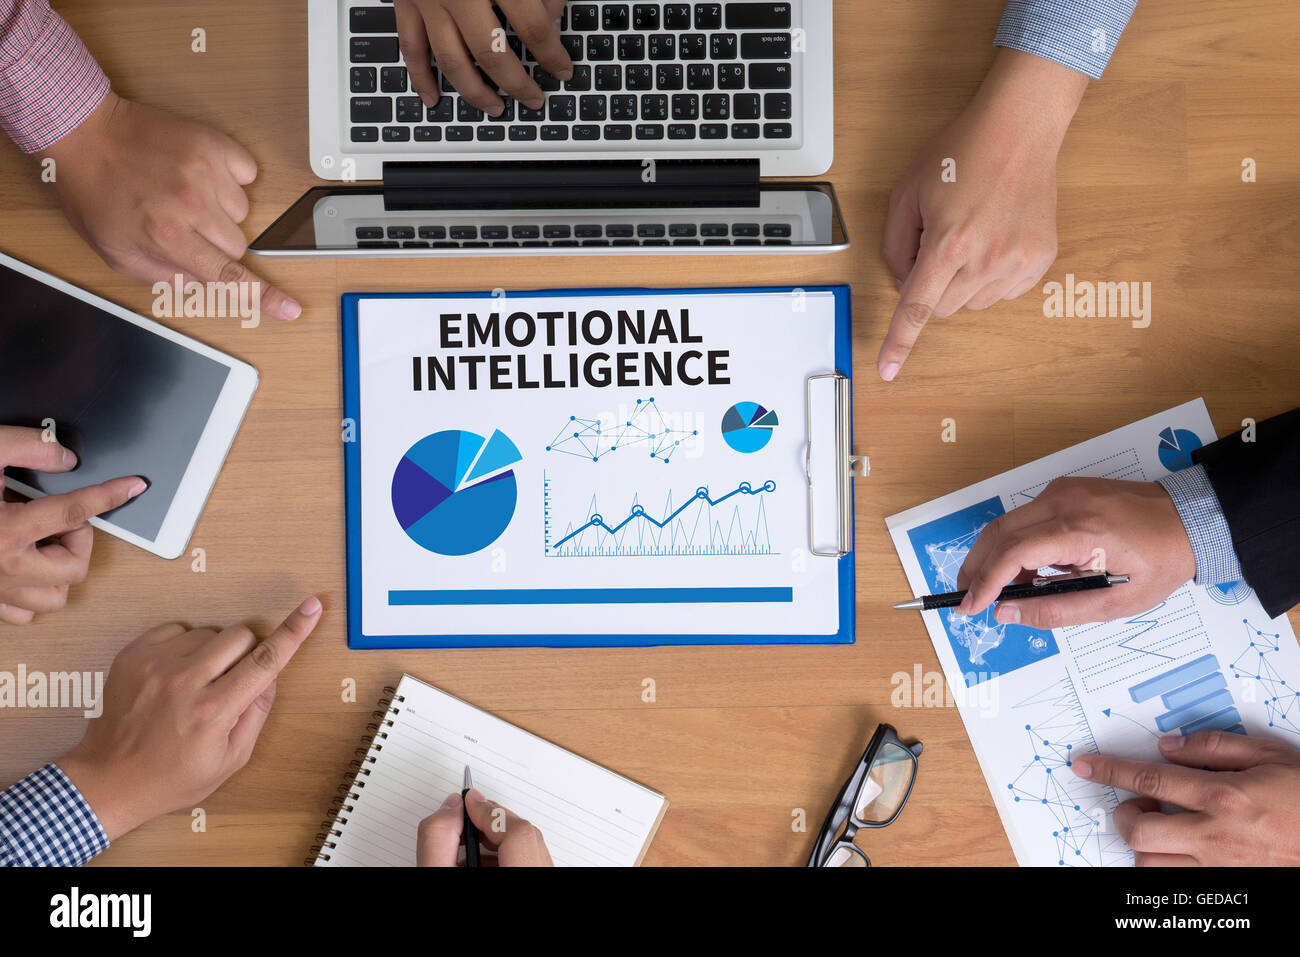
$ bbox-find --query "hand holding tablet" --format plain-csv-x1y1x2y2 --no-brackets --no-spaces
0,426,146,626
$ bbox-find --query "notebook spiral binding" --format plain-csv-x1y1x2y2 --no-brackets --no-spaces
305,686,405,866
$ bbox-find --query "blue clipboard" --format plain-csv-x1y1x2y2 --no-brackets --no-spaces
342,284,855,649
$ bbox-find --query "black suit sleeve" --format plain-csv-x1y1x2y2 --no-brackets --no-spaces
1192,407,1300,618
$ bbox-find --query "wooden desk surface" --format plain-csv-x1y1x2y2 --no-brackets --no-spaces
2,0,1297,866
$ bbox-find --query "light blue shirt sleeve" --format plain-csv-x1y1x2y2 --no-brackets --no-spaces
0,764,109,866
995,0,1138,79
1157,463,1246,588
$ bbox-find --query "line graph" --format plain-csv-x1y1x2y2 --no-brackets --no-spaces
544,473,776,557
545,397,698,464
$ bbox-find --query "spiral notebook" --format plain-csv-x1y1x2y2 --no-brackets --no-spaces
311,674,668,866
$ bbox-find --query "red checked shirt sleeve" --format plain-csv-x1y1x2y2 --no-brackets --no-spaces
0,0,109,153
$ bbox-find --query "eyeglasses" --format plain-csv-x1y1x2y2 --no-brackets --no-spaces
807,724,923,867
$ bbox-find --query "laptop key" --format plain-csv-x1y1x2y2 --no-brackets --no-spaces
687,64,715,89
427,98,454,121
356,226,384,240
656,64,684,89
701,223,729,236
710,33,738,58
350,7,398,33
518,103,545,122
543,225,572,239
671,94,699,120
476,125,505,140
748,63,791,88
570,4,599,29
487,98,516,121
418,226,447,239
606,224,634,237
581,239,612,246
640,94,668,119
396,97,424,122
561,35,584,61
603,124,633,139
667,123,696,139
549,95,577,121
573,124,601,140
669,223,698,237
732,122,759,138
664,4,691,29
637,224,666,238
381,66,408,92
481,226,508,239
541,125,570,140
742,32,791,58
618,35,645,60
764,223,792,237
603,4,630,29
450,226,478,239
351,126,379,142
351,97,392,123
534,66,562,91
388,226,415,239
350,67,378,93
718,63,746,88
445,125,473,140
414,125,443,141
632,4,660,29
763,122,792,138
700,122,727,138
764,92,792,118
733,92,760,118
611,95,637,119
579,95,607,121
350,37,400,63
648,34,676,61
512,225,541,239
457,99,484,122
587,35,615,61
636,123,665,139
565,65,593,90
732,223,760,237
403,241,431,248
680,34,707,60
575,225,603,237
673,239,702,246
695,3,723,28
358,240,399,248
703,94,730,119
626,64,653,89
725,3,791,29
509,125,538,140
596,64,623,90
382,126,411,141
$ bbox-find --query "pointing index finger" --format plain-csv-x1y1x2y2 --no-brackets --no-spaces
877,241,960,381
213,597,323,715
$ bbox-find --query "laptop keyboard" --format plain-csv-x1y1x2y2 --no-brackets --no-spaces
352,218,796,248
346,2,801,151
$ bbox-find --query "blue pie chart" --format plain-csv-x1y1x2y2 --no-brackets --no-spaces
391,428,521,556
722,401,779,453
1157,426,1202,472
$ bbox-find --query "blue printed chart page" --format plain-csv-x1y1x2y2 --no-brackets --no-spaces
354,289,843,644
886,398,1300,866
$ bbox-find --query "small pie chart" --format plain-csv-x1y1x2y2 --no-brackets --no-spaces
1157,426,1202,472
391,428,521,556
722,401,779,453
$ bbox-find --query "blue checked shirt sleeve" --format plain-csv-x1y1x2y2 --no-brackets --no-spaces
1157,464,1246,588
0,763,109,866
995,0,1138,79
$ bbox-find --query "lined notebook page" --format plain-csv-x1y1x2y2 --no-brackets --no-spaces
318,674,667,867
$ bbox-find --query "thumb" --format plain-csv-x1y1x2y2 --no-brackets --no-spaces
992,588,1130,630
417,794,465,866
1159,730,1300,771
0,425,78,473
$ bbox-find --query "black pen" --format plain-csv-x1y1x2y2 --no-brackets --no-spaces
462,765,480,867
893,572,1130,611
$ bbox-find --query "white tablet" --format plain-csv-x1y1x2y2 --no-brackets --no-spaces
0,252,258,559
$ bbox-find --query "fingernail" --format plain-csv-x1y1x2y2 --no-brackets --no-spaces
300,596,322,616
467,788,485,802
956,596,972,615
880,362,899,382
489,104,505,117
282,299,302,320
557,70,573,81
62,448,77,468
129,479,148,498
421,93,437,108
1073,756,1092,778
441,792,461,808
994,603,1020,624
1158,735,1183,752
526,97,544,110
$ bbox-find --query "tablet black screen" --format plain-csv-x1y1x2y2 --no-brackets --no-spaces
0,262,231,541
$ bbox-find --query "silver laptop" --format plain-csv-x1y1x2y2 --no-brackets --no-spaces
252,1,844,257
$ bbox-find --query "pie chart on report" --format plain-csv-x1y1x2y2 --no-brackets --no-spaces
391,428,522,556
1157,426,1202,472
722,401,779,453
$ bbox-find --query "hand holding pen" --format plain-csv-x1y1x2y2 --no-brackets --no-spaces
416,770,554,867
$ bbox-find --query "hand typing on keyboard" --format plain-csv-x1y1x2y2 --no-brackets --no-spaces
876,49,1090,381
43,92,302,321
394,0,574,116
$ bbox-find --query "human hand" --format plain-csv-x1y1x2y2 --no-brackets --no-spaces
0,426,145,625
955,477,1195,629
417,788,554,865
878,50,1089,380
58,597,323,840
394,0,572,115
43,92,300,321
1074,731,1300,866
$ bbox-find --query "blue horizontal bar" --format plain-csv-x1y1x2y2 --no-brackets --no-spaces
389,587,794,606
1156,689,1235,732
1130,653,1221,703
1162,671,1227,710
1182,708,1244,736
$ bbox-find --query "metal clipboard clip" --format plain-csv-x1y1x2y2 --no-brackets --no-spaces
805,372,868,558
